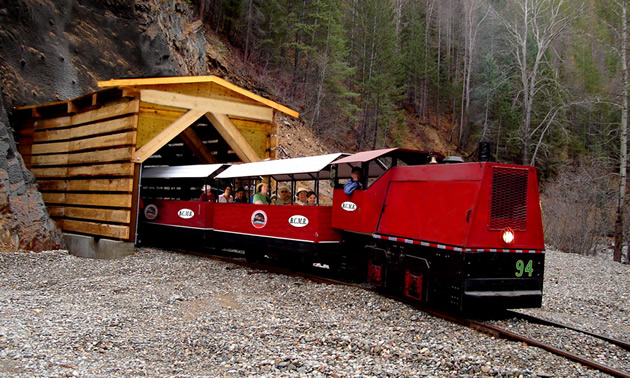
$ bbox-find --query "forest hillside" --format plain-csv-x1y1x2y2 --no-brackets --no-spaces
0,0,628,262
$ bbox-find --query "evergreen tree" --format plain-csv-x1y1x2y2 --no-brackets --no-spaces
305,0,358,142
348,0,402,149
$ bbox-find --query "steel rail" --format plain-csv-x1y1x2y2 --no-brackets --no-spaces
464,320,630,378
504,310,630,351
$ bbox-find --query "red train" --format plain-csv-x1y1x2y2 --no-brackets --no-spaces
138,148,545,312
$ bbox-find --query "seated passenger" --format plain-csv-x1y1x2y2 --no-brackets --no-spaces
306,191,318,206
294,187,308,206
344,166,363,195
274,185,292,205
218,185,233,203
253,182,270,205
199,185,216,202
234,186,248,203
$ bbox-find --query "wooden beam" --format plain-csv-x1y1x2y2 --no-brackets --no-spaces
62,219,129,239
30,131,136,155
37,180,67,191
32,163,135,179
42,192,65,204
31,147,134,167
179,128,218,164
129,164,141,243
65,193,132,207
67,163,135,178
67,178,134,192
140,89,274,122
209,76,299,118
46,206,65,217
65,207,131,223
38,178,133,192
206,112,261,162
132,109,205,163
33,100,139,130
33,115,137,142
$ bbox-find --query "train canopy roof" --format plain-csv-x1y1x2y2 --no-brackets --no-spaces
331,148,445,178
142,164,226,179
331,148,399,164
215,153,347,181
332,148,441,165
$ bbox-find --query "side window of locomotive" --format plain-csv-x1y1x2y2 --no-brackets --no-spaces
366,157,392,188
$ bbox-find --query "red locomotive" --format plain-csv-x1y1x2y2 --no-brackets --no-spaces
138,148,544,312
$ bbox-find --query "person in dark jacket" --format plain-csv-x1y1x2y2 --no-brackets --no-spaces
199,185,216,202
344,166,363,195
234,186,248,203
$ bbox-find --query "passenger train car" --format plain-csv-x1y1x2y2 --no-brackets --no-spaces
137,148,545,312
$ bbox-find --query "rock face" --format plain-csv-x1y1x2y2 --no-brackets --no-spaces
0,100,65,251
0,0,210,250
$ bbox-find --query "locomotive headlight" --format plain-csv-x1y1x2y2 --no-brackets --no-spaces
501,228,515,246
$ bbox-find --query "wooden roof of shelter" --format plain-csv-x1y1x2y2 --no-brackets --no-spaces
97,75,298,165
98,75,298,118
12,75,298,243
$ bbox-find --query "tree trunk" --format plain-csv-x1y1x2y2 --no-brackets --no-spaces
613,0,628,263
243,0,254,63
436,6,441,131
422,0,435,122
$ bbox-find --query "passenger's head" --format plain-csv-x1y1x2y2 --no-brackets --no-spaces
278,185,291,200
307,191,317,205
235,186,245,199
202,185,212,193
223,185,232,196
257,182,268,194
351,166,361,182
296,187,308,202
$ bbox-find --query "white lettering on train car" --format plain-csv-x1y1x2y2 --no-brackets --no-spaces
341,201,357,211
288,215,309,227
178,209,194,219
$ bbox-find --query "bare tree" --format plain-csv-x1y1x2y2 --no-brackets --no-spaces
458,0,490,148
613,0,628,263
492,0,581,166
590,0,630,262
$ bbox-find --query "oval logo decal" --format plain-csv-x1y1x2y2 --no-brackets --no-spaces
144,204,158,220
251,210,268,229
178,208,195,219
288,215,309,228
341,201,357,212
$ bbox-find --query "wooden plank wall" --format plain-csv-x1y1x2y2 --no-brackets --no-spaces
17,99,140,241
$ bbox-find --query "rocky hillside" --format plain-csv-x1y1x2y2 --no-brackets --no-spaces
0,0,335,251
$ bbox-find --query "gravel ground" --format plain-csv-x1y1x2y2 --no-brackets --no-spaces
0,247,628,377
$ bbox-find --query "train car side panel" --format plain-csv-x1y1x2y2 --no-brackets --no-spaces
331,170,392,234
143,199,213,229
376,180,480,247
212,204,341,243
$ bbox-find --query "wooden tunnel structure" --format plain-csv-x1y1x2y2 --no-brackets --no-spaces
13,76,299,246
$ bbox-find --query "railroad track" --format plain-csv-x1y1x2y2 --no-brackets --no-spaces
183,249,630,377
463,315,629,378
504,310,630,352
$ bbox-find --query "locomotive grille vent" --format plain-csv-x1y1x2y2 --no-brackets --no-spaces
489,167,529,231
